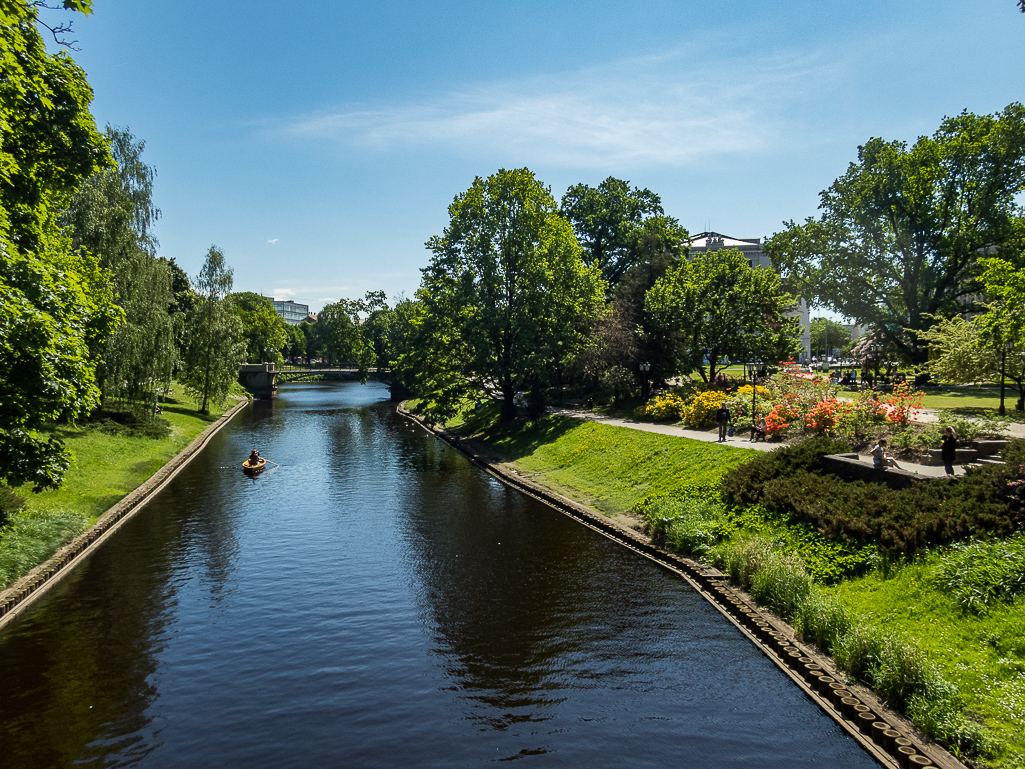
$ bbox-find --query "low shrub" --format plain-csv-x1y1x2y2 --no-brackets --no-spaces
722,437,1025,556
716,532,993,761
938,409,1012,442
642,496,723,555
0,511,89,589
641,391,688,421
720,437,851,506
932,534,1025,614
88,408,172,440
0,486,27,529
681,390,729,428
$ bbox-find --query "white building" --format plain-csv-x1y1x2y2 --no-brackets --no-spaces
687,232,812,362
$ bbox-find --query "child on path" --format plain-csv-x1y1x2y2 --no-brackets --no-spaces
940,426,958,476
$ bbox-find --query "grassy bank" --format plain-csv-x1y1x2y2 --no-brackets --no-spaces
438,404,1024,768
446,402,757,516
0,389,240,589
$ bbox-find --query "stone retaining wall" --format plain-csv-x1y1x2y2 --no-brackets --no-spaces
0,397,251,634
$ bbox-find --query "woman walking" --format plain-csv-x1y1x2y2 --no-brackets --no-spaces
940,426,958,476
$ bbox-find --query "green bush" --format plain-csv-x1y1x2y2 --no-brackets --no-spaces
88,408,172,440
0,511,89,589
715,531,992,760
0,486,27,529
721,438,1023,556
749,549,812,619
932,534,1025,614
642,497,723,555
720,437,852,506
938,409,1012,443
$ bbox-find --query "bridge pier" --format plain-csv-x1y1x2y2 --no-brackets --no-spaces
239,363,277,399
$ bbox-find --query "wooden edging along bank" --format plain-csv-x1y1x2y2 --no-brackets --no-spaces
397,402,966,769
0,397,251,635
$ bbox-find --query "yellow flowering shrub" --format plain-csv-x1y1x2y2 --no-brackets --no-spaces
643,392,688,421
735,385,770,398
681,390,729,428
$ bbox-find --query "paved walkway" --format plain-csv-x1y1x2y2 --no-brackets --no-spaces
548,408,996,478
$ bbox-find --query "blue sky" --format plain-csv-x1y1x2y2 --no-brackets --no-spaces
61,0,1024,312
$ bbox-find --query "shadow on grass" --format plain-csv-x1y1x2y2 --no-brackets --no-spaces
449,402,581,463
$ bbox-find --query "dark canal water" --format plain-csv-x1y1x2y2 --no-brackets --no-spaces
0,382,879,768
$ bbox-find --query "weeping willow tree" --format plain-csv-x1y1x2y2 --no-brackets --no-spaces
64,125,179,411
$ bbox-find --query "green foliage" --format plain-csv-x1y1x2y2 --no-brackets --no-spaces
937,408,1012,442
316,291,386,378
0,2,120,489
810,316,852,357
766,103,1025,365
933,535,1025,614
559,176,677,287
87,408,172,440
421,168,606,422
644,247,800,382
720,436,851,505
643,497,724,555
180,246,247,414
230,291,288,363
722,437,1023,555
0,510,89,589
0,485,27,529
713,535,993,760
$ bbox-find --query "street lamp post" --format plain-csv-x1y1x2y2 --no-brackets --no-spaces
747,357,761,422
639,361,651,401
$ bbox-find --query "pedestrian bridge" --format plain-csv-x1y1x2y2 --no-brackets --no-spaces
238,364,389,398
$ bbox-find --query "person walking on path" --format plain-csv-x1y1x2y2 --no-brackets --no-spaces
871,439,901,470
716,403,731,442
940,426,958,476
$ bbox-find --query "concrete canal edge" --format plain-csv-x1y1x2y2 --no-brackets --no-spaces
0,397,252,635
397,402,966,769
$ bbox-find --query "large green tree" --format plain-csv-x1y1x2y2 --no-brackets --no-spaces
0,0,121,489
645,248,800,382
230,291,287,363
560,177,683,287
810,317,852,359
64,126,177,409
765,103,1025,365
317,291,386,378
422,168,605,421
180,246,246,414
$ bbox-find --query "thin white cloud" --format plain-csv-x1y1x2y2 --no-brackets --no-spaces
267,238,279,243
279,49,839,169
272,287,296,298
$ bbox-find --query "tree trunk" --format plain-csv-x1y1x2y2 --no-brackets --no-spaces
501,378,517,422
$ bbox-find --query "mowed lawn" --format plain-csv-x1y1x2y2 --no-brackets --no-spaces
18,391,234,521
448,404,757,517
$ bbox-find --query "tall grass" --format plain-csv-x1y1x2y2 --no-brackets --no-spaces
0,511,89,589
713,536,994,760
933,535,1025,614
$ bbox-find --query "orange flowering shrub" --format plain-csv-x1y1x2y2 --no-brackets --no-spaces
805,398,841,433
882,381,924,428
765,394,800,436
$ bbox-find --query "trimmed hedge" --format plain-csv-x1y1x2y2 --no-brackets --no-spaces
721,438,1025,555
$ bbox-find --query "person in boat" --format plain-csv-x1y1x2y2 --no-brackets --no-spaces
248,449,261,466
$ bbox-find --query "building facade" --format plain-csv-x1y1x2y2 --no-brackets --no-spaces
270,299,310,325
687,232,812,362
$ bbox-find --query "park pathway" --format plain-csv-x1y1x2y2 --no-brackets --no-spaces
549,407,1022,478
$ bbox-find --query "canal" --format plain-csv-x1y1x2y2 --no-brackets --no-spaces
0,382,879,768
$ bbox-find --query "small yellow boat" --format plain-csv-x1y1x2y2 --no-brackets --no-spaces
242,457,266,474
